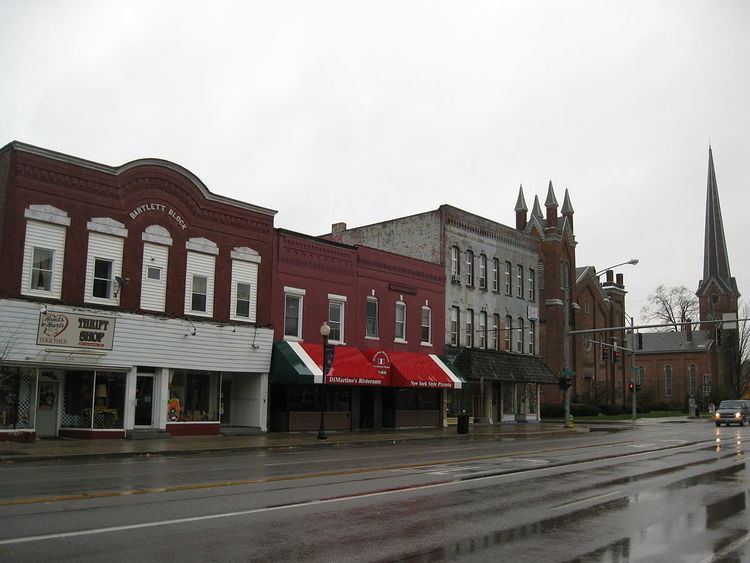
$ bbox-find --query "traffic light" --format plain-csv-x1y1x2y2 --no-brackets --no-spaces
613,348,621,364
636,384,642,392
602,347,610,362
637,333,643,350
628,382,634,393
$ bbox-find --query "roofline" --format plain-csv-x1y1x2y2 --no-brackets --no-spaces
3,140,278,218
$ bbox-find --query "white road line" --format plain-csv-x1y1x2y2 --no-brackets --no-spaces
551,490,623,510
0,439,724,546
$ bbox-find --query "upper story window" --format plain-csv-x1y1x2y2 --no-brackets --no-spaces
479,311,487,349
528,268,535,301
465,251,474,287
665,365,673,398
184,238,218,317
450,306,460,346
395,300,407,342
465,308,474,348
191,275,208,312
528,320,536,355
517,317,524,353
93,259,114,298
702,374,711,397
231,247,260,323
141,225,172,313
504,261,512,295
328,294,346,344
22,205,70,300
450,246,461,283
421,305,432,345
366,297,379,339
516,265,524,298
492,314,500,351
492,258,500,292
504,316,512,351
478,255,487,289
284,287,305,340
639,366,646,386
31,248,54,292
85,218,127,306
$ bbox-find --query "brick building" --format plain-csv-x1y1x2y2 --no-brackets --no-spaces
269,229,462,431
327,204,557,424
627,147,740,408
0,142,276,441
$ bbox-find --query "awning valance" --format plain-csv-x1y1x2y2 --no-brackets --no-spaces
451,348,557,384
270,342,388,386
388,351,465,390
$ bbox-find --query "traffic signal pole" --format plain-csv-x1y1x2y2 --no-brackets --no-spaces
630,316,637,421
563,284,571,428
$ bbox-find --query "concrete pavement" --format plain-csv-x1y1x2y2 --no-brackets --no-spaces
0,416,706,463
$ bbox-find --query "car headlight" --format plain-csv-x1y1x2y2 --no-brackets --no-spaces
735,412,742,419
715,412,721,419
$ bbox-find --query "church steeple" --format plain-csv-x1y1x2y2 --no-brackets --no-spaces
515,184,528,231
697,146,739,324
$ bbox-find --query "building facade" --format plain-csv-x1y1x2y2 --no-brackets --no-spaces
327,204,556,424
269,230,461,431
0,142,276,441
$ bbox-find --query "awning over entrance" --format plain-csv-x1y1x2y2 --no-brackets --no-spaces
270,342,388,386
451,348,557,384
388,351,465,390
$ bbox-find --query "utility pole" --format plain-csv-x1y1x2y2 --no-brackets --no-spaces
563,284,572,428
631,316,637,421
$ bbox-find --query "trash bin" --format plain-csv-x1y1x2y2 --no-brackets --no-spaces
457,412,470,434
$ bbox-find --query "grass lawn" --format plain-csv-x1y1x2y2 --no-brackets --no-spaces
571,410,695,422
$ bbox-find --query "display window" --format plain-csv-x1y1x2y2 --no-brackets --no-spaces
60,370,126,429
168,370,220,422
0,366,38,429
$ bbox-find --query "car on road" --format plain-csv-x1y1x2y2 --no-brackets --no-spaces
714,400,750,426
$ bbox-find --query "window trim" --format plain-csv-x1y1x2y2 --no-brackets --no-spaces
492,313,500,351
92,257,114,299
465,251,475,287
31,247,54,293
528,320,535,355
366,297,379,339
190,274,209,313
465,308,474,348
528,268,535,301
284,288,305,341
479,311,487,349
478,254,487,290
516,264,524,298
235,282,252,319
504,316,512,351
517,317,524,353
395,301,407,343
492,258,500,292
450,306,460,347
505,261,512,295
328,300,345,344
421,306,432,346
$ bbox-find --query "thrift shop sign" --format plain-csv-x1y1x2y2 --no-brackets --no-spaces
37,311,116,350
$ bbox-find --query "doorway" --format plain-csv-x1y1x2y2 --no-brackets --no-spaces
36,380,59,437
134,375,154,427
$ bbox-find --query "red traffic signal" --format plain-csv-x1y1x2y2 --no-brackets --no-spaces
628,382,635,393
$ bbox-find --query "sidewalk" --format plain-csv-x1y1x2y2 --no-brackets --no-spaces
0,422,589,463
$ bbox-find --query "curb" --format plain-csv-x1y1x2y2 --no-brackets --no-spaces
0,427,591,464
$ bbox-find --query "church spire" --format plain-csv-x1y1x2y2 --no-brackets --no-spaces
515,184,528,231
697,146,739,325
700,146,736,291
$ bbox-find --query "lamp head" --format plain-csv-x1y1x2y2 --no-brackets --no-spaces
40,304,48,315
320,321,331,337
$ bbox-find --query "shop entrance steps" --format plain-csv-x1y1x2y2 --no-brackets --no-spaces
126,429,172,440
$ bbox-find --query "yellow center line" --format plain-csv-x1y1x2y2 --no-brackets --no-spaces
0,440,636,507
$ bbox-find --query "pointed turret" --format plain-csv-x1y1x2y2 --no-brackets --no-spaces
515,184,528,231
545,181,558,229
531,195,543,219
561,188,574,232
697,146,739,326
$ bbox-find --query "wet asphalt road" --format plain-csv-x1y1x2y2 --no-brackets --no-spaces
1,421,749,562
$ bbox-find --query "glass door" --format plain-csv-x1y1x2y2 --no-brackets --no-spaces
134,375,154,427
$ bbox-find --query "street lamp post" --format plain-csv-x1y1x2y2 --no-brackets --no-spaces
563,258,639,428
318,321,331,440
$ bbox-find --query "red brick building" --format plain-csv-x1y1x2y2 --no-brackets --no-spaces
269,230,462,431
0,142,276,440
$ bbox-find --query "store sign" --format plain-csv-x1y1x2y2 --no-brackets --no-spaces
128,202,188,230
527,305,539,320
37,311,116,350
370,350,391,377
409,380,452,389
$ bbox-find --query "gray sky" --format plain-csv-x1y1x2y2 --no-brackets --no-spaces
2,0,748,323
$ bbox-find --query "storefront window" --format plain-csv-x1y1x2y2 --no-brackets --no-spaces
527,383,538,414
395,389,418,410
61,371,94,428
0,366,38,429
169,370,220,422
418,390,439,410
501,381,514,415
92,372,126,429
60,370,126,429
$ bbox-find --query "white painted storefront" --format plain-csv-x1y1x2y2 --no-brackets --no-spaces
0,299,273,438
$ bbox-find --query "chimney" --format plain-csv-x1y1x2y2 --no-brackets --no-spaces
606,270,614,284
616,273,624,287
331,222,347,234
686,318,693,341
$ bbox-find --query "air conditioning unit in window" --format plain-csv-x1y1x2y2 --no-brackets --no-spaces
451,274,461,284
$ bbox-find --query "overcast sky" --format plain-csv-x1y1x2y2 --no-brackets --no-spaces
2,0,748,323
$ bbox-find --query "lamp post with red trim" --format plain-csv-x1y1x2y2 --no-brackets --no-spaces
318,321,331,440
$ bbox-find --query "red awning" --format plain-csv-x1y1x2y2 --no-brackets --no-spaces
298,342,389,386
388,351,463,389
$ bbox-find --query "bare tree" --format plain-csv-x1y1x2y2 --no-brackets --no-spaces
640,285,699,332
723,301,750,398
